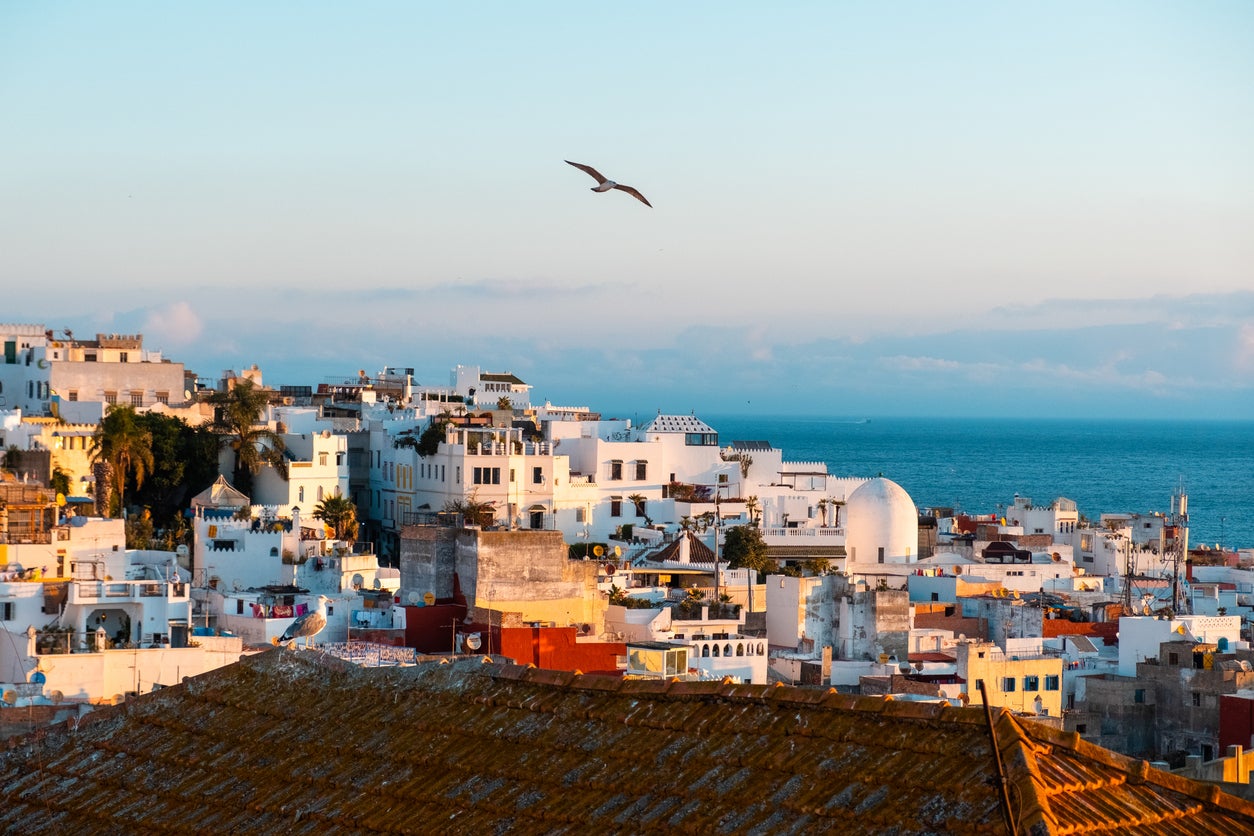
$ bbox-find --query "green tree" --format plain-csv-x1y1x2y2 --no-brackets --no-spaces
721,524,777,577
496,395,513,410
313,489,359,541
416,415,450,458
90,405,155,518
207,380,288,497
130,412,220,530
50,466,72,498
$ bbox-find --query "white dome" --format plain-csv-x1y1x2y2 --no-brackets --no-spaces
845,477,918,564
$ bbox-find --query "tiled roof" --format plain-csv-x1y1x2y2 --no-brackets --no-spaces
3,651,1253,835
642,414,715,434
480,372,525,384
652,531,716,564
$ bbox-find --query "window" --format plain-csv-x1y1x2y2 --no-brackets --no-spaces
298,486,305,502
155,391,168,404
119,351,129,362
533,466,543,484
1002,677,1016,693
1192,692,1202,707
336,452,344,466
1044,675,1060,691
610,497,622,517
317,487,324,501
1134,689,1145,704
975,678,985,695
609,460,623,481
85,352,96,362
1024,675,1039,691
635,460,647,480
473,467,501,485
0,602,13,621
1168,652,1179,665
509,468,515,483
319,452,328,466
878,547,885,563
104,391,117,405
68,390,78,402
130,392,143,406
576,508,586,523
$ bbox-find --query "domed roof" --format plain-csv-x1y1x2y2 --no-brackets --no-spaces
845,477,918,564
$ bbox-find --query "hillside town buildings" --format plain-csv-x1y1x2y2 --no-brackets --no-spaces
4,322,1254,804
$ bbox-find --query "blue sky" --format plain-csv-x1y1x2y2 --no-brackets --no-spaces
2,3,1252,418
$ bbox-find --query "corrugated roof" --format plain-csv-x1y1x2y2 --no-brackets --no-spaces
2,650,1252,834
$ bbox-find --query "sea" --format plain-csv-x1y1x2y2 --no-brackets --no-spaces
704,416,1254,551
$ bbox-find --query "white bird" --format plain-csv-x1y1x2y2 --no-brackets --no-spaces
272,595,329,649
565,160,652,207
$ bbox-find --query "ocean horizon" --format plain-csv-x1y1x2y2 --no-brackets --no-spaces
697,415,1254,550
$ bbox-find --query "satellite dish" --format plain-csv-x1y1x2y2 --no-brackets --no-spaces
49,690,64,705
184,390,192,400
373,578,382,590
423,592,436,606
593,545,605,557
1,690,16,705
613,546,622,557
176,545,189,557
465,634,482,651
352,573,364,590
406,591,420,605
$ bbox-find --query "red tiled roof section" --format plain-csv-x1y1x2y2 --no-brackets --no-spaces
2,651,1253,834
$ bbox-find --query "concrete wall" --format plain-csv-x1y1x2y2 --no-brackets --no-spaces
400,525,604,631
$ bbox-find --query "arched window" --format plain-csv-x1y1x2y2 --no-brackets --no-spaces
736,643,744,657
724,644,733,657
757,642,765,655
712,644,720,657
317,486,324,501
702,645,710,657
298,486,305,503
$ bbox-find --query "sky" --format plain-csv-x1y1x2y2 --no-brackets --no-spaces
2,2,1252,419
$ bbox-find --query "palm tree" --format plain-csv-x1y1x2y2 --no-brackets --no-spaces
744,495,760,527
817,498,829,527
90,405,154,518
313,489,359,541
627,493,648,522
206,380,288,497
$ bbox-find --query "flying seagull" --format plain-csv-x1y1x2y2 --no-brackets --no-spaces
272,595,329,649
565,160,652,207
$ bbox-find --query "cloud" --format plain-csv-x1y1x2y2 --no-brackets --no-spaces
140,301,203,348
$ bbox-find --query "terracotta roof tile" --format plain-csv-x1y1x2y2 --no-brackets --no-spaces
3,651,1253,835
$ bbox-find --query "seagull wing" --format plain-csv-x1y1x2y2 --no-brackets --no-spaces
565,160,607,184
281,610,323,641
614,185,652,208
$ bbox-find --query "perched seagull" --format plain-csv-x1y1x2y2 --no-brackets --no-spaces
565,160,652,207
272,595,330,649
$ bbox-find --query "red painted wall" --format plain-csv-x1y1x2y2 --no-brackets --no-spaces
1221,694,1254,751
496,626,624,676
